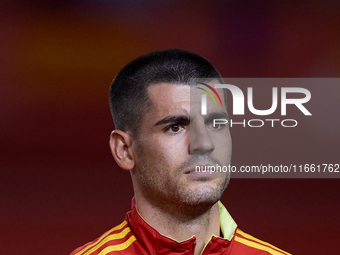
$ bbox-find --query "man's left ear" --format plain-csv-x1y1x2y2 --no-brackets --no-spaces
109,130,135,171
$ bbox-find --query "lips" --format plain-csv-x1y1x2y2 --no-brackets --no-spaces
185,164,216,175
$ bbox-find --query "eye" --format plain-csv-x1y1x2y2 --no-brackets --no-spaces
211,124,223,129
212,123,223,130
170,125,180,132
165,124,184,134
210,122,226,130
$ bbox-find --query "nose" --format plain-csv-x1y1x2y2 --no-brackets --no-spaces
189,121,215,155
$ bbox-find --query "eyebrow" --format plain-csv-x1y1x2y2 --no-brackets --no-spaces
204,112,229,125
155,115,190,126
154,112,228,126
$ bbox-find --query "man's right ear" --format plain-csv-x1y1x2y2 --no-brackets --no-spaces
109,130,135,171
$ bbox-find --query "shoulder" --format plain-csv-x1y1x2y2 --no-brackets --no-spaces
232,228,292,255
70,220,137,255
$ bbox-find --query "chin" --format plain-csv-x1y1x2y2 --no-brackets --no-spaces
177,191,221,217
181,181,226,207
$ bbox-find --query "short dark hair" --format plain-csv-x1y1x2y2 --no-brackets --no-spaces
109,49,222,136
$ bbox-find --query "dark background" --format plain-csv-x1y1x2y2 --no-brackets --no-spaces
1,1,339,254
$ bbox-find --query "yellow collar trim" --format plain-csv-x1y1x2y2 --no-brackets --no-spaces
218,201,237,241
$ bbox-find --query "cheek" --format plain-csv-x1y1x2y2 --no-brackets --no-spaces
149,135,188,157
212,129,232,147
140,138,172,167
212,132,232,158
138,133,189,176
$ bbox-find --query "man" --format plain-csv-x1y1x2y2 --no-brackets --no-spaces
71,49,290,255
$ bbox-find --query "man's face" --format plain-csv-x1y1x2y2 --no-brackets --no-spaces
131,83,232,214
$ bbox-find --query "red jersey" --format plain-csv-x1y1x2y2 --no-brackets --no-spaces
71,199,291,255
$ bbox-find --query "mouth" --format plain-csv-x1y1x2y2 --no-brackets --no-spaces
184,164,217,177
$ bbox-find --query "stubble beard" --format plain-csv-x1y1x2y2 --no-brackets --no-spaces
134,143,230,218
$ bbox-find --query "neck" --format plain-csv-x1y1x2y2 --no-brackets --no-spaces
135,195,221,255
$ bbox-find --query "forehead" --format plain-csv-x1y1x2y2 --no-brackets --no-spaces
145,82,226,117
147,83,190,110
147,80,225,102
